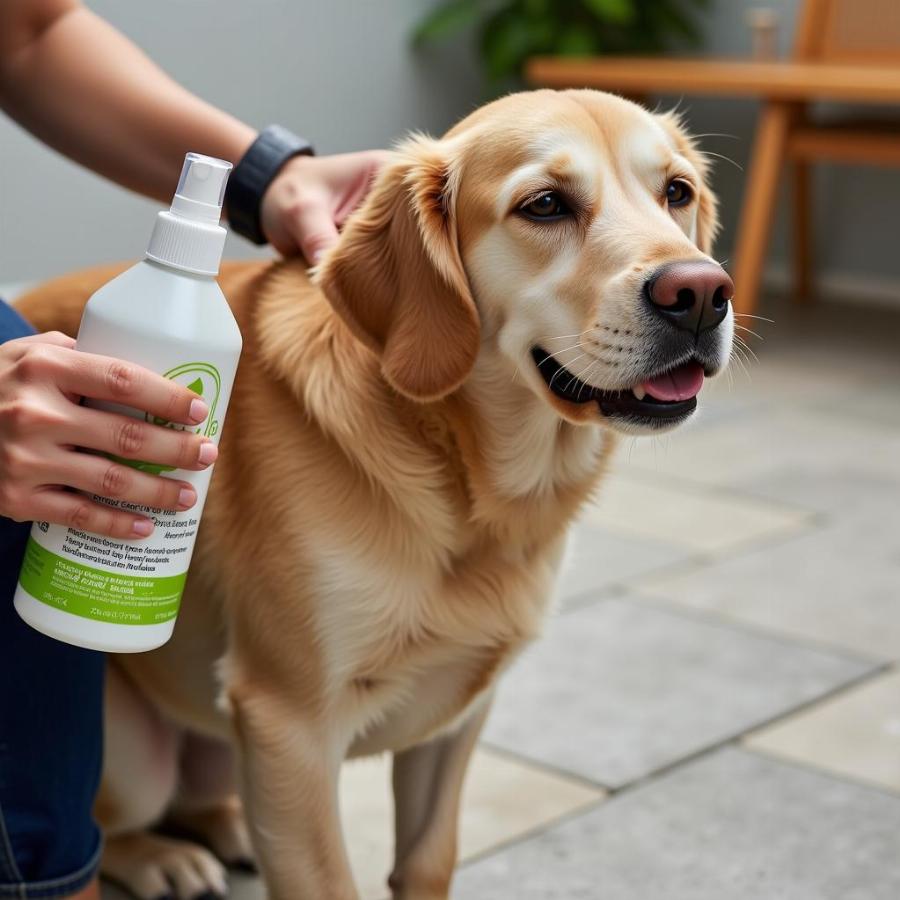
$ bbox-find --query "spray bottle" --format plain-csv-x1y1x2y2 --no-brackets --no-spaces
14,153,242,652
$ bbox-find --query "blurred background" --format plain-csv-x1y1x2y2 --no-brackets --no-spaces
2,2,898,898
3,0,900,303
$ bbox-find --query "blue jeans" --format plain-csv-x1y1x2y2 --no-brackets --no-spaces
0,301,104,897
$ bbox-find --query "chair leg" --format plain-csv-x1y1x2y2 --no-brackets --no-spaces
791,159,813,303
732,102,793,317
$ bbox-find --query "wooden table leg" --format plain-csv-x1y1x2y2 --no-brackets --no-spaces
732,101,794,316
791,158,813,303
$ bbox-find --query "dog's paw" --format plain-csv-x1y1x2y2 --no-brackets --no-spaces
166,798,257,872
102,832,229,900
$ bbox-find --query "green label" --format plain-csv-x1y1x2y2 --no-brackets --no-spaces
19,538,186,625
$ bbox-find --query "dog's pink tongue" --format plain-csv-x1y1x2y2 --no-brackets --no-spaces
642,361,705,402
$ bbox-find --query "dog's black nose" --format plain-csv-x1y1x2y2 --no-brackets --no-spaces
645,261,733,335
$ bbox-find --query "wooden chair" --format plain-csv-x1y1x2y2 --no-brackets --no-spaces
524,0,900,315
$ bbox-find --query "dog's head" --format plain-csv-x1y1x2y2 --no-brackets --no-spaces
318,89,733,434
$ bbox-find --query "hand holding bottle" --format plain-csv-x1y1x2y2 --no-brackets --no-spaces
0,331,217,539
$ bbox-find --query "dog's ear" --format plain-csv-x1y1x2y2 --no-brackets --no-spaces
654,112,720,256
316,137,479,402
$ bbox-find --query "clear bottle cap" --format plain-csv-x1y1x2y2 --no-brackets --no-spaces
146,152,233,275
170,153,232,223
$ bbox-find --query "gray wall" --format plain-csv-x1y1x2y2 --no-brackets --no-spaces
2,0,898,302
0,0,481,285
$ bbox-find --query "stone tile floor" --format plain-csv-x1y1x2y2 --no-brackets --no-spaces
103,296,900,898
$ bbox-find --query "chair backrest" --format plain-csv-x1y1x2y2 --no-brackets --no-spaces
794,0,900,64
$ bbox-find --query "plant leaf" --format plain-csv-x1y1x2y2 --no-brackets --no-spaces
557,25,599,57
412,0,482,47
480,9,536,80
582,0,635,25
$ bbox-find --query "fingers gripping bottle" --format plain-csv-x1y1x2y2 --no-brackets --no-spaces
14,154,242,652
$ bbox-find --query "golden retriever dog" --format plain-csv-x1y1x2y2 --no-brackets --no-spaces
16,89,734,900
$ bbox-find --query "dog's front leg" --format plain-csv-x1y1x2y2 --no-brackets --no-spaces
389,698,492,900
227,683,357,900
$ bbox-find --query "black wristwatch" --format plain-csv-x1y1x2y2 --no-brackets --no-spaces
226,125,314,245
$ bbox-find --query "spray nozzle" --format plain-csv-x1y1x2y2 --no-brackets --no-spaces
169,153,232,224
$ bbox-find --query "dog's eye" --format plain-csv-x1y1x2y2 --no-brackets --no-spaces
665,179,694,208
520,192,570,221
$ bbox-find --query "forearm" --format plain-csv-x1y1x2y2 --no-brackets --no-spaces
0,2,256,203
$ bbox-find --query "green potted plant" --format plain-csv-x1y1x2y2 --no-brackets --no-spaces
413,0,712,84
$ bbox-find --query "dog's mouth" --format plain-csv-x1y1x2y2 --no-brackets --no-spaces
531,346,703,426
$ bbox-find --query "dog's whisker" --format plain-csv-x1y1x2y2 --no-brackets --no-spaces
543,331,590,342
548,352,586,391
576,358,602,401
559,353,589,392
733,334,760,363
730,344,754,380
696,150,744,172
536,343,588,368
733,313,775,324
733,323,765,342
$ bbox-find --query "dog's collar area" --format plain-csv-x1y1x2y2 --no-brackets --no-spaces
530,346,698,422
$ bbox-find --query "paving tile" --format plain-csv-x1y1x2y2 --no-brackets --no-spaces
482,597,870,788
555,520,692,608
581,470,812,554
340,747,603,899
103,747,603,900
452,747,900,900
616,405,900,490
739,465,895,515
745,667,900,794
807,382,900,430
633,496,900,661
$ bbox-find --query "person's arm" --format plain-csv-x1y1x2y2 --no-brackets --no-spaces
0,0,255,204
0,0,389,262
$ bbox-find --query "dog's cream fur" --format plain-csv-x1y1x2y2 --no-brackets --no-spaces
16,90,731,899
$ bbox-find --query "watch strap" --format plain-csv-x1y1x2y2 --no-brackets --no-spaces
226,125,314,245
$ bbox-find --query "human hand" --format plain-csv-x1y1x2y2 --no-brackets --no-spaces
259,149,391,264
0,332,219,539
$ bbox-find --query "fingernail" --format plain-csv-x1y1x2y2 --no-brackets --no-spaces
198,441,218,466
132,519,153,537
189,399,209,424
177,487,196,509
311,249,324,265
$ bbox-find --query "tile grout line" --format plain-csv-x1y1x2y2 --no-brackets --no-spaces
608,660,897,797
556,575,885,668
454,793,608,876
737,659,900,744
477,660,895,842
609,461,831,519
478,740,614,795
565,504,829,612
616,589,891,666
740,741,900,799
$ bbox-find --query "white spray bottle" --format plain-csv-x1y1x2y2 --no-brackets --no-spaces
14,153,242,652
